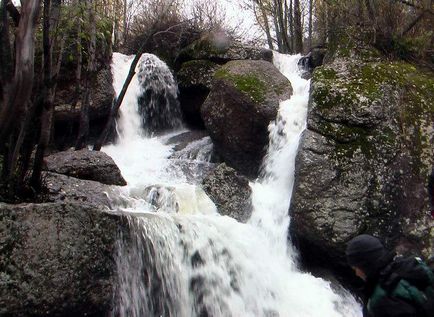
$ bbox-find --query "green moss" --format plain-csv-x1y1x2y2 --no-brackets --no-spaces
215,68,267,103
314,68,337,81
312,60,433,171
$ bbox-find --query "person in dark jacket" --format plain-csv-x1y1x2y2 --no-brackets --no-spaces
346,234,434,317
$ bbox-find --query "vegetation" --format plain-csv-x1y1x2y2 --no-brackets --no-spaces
0,0,118,200
242,0,433,65
311,58,434,175
215,68,267,103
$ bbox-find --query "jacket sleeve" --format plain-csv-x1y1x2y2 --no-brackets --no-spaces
369,296,419,317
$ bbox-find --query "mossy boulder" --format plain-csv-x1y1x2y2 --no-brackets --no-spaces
0,202,125,317
177,60,221,127
290,54,434,278
201,60,292,177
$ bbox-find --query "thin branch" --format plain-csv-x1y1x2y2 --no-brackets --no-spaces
401,11,426,36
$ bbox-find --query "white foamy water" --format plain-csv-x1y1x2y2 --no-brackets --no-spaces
103,52,362,317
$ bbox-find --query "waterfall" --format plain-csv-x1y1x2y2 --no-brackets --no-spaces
136,53,182,133
103,52,362,317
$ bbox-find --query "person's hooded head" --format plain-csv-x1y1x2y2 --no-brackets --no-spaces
346,234,387,279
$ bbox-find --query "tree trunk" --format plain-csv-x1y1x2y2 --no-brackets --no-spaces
289,0,294,51
0,0,12,109
75,0,96,150
258,0,274,50
308,0,313,49
31,0,61,189
123,0,127,43
75,0,82,107
293,0,303,53
276,0,290,53
0,0,41,185
273,2,283,52
0,0,41,145
64,0,82,148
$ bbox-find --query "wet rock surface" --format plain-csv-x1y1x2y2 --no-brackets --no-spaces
201,60,292,177
202,163,252,222
165,130,210,151
44,148,126,186
290,53,434,276
43,172,115,208
0,201,123,317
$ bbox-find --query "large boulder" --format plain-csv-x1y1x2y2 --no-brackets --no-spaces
44,149,126,186
0,201,123,317
201,60,292,177
177,60,220,127
202,163,252,222
290,54,434,277
43,172,116,208
175,33,273,129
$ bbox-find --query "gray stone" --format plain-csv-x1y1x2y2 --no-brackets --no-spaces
0,202,123,317
44,149,126,186
167,160,217,184
290,55,434,272
201,60,292,177
202,164,252,222
43,172,115,209
166,130,210,152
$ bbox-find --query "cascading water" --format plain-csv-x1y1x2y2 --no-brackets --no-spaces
103,52,363,317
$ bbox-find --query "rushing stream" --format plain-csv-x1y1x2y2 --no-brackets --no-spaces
102,52,363,317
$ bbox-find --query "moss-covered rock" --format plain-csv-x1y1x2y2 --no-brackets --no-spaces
290,54,434,279
214,68,267,104
201,60,292,178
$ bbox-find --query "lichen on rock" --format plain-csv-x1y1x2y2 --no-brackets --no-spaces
290,51,434,276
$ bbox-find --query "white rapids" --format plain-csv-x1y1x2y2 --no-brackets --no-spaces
102,52,363,317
